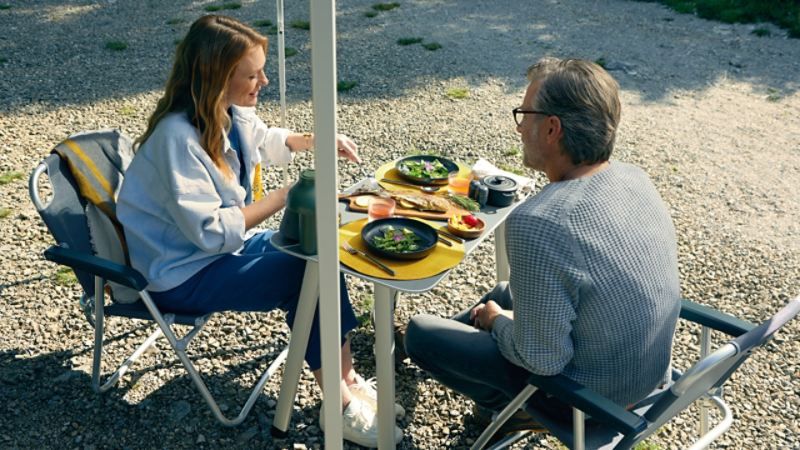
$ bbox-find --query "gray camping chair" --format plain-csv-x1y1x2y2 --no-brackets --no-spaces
29,130,297,427
472,296,800,450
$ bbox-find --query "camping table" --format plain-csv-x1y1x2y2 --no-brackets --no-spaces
271,179,521,448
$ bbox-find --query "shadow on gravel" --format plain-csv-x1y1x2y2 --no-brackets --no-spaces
0,343,311,449
1,0,798,114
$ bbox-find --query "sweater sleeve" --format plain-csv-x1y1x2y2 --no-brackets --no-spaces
492,210,582,375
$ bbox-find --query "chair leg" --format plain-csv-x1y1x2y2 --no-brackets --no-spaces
573,408,585,450
698,326,712,439
471,384,538,450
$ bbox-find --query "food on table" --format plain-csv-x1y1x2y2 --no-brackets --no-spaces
447,213,485,238
371,226,421,253
399,158,451,179
354,196,371,208
447,194,480,212
389,191,451,212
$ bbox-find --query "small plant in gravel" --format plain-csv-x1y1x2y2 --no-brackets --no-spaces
594,57,607,68
372,2,400,11
204,2,241,12
364,10,379,18
118,106,136,117
174,38,183,46
446,87,469,100
397,37,423,46
0,4,10,10
252,19,273,27
54,266,77,286
422,42,442,51
166,18,184,25
290,20,310,30
504,146,520,157
284,47,298,57
0,207,10,219
766,87,782,102
337,80,358,92
105,40,128,51
0,57,7,64
356,295,374,327
751,26,771,37
0,171,24,185
498,163,524,176
264,25,278,35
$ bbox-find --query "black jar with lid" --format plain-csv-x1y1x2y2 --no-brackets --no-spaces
483,175,518,207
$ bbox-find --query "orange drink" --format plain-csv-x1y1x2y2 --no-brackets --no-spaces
447,172,471,195
367,197,396,222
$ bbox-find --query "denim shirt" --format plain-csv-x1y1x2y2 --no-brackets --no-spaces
117,107,292,292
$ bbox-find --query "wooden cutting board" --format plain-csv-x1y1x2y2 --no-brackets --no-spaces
340,193,470,221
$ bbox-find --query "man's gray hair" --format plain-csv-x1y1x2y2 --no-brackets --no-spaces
527,58,621,165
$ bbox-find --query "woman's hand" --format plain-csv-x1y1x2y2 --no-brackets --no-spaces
335,133,361,163
241,185,291,230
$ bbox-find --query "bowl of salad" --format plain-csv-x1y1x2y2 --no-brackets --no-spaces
361,217,438,260
394,155,459,185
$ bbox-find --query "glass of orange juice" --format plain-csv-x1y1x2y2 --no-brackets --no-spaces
447,171,472,195
367,197,396,222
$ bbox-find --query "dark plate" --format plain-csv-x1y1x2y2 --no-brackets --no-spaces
394,155,459,185
361,217,438,260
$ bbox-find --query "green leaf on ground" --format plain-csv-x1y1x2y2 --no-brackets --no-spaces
337,81,358,92
422,42,442,51
166,18,184,25
205,2,241,12
0,207,10,219
397,37,423,45
372,2,400,11
364,10,379,18
752,27,770,37
290,20,310,30
0,4,11,10
0,171,23,185
55,267,77,286
446,87,469,100
105,40,128,51
284,47,298,57
252,19,273,27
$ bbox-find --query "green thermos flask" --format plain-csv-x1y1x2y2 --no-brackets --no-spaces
280,169,317,255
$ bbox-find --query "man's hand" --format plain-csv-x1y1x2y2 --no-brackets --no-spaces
470,300,507,331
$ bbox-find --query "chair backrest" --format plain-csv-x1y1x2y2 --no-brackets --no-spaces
30,129,135,301
623,296,800,447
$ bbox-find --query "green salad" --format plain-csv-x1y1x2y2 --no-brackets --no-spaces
400,159,450,179
372,226,421,253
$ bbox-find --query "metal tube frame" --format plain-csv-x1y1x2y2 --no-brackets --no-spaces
90,275,291,427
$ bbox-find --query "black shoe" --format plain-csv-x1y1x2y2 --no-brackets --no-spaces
394,321,408,363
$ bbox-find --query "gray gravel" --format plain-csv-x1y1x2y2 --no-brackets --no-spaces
1,0,799,449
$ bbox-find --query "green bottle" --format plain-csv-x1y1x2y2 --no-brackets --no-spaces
281,169,317,255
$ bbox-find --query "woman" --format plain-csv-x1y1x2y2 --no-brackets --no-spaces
117,15,401,447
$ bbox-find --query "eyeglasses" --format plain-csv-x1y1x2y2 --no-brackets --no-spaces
512,107,552,126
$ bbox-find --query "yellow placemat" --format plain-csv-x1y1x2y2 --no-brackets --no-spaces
375,160,471,193
339,218,465,280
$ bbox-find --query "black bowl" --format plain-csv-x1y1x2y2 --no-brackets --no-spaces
361,217,438,260
394,155,459,185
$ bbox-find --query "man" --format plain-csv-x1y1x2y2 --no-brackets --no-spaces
404,58,681,439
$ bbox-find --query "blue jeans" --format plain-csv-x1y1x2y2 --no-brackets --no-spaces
150,230,358,371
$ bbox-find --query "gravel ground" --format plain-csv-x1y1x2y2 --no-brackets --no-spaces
1,1,799,449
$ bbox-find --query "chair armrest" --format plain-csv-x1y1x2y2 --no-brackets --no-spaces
526,372,647,436
44,244,148,291
680,299,755,337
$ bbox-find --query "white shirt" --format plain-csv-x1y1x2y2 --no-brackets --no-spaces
117,106,292,291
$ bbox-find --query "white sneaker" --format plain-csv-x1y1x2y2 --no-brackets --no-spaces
350,375,406,418
319,397,403,448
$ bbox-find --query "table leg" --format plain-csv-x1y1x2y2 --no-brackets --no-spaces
374,284,397,449
494,221,510,282
272,262,320,434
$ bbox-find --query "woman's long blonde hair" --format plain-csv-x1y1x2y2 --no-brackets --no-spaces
136,15,267,174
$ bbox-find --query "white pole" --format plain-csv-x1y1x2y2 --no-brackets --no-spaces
277,0,289,187
310,1,343,448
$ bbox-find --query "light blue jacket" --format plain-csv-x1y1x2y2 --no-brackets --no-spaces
117,106,292,291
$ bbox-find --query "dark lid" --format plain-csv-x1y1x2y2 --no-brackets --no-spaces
299,169,315,183
483,175,518,192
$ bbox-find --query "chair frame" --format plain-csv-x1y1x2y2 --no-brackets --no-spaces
472,297,799,450
31,159,302,428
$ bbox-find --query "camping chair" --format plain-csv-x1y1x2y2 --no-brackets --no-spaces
29,129,306,427
472,296,800,450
